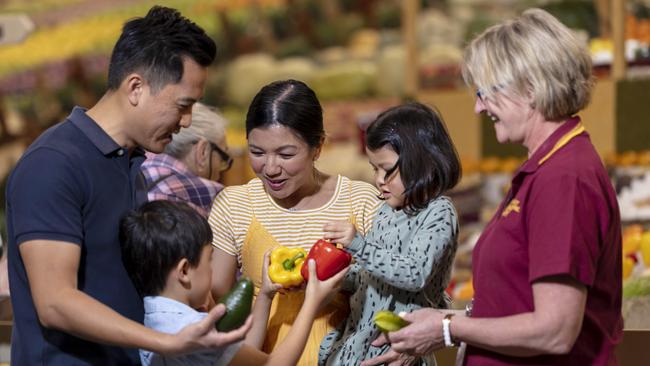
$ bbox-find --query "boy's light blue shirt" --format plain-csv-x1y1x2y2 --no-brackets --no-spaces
141,296,242,366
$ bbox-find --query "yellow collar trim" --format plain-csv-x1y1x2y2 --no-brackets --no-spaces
538,122,585,165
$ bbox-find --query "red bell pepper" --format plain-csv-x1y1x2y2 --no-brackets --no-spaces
300,239,352,281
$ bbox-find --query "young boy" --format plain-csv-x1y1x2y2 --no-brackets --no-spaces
120,200,347,365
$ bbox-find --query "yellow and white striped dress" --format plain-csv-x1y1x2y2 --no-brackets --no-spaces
209,175,381,365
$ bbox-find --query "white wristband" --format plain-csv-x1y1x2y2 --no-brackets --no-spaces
442,313,457,347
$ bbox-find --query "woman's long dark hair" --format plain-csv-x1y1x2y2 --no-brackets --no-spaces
366,102,461,215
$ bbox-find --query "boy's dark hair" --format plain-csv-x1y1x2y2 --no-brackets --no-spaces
107,6,217,93
246,79,324,148
366,102,461,216
119,200,212,296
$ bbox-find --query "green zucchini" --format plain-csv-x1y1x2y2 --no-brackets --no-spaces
215,277,254,332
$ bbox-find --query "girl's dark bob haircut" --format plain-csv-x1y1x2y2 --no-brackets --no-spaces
365,102,461,215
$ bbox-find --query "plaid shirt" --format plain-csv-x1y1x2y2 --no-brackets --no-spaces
141,152,223,218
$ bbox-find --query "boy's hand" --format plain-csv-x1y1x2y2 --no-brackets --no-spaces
260,250,283,299
323,220,356,247
167,303,252,355
304,259,349,311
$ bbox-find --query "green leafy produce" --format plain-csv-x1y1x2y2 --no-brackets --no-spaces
623,276,650,299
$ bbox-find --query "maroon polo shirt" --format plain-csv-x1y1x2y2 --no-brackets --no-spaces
466,117,623,366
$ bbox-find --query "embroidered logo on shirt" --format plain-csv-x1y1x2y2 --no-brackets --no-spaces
502,199,521,217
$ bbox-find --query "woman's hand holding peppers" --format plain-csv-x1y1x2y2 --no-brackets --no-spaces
269,246,307,288
323,220,357,247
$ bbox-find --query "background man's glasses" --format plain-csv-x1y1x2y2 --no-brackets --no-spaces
210,142,233,172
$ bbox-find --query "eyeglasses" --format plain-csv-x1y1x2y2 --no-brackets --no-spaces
476,89,486,102
476,84,505,102
209,142,233,172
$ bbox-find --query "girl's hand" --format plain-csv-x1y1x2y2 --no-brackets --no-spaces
323,220,356,247
260,250,283,299
304,259,349,311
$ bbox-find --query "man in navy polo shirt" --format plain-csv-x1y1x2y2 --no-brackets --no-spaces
6,6,251,365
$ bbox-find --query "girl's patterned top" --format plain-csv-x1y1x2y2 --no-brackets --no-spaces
319,197,459,366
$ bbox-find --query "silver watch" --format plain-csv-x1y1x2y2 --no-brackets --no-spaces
465,298,473,317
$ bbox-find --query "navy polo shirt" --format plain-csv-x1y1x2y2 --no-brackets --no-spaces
6,107,146,365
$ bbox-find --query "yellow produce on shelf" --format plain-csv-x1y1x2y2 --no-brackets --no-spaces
640,231,650,267
623,256,635,280
0,1,219,79
623,224,643,254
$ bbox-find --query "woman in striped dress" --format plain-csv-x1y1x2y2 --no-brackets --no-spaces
208,79,382,365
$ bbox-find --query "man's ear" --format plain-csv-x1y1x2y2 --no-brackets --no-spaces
124,73,145,106
175,258,192,287
193,139,211,174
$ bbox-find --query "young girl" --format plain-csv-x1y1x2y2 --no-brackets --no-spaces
319,102,461,366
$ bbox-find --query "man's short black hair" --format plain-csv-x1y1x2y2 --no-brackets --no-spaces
119,200,212,296
107,5,217,93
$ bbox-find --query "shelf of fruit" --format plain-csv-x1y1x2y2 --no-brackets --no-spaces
622,223,650,329
0,0,224,79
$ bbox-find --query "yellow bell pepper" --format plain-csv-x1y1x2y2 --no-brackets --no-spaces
269,246,307,287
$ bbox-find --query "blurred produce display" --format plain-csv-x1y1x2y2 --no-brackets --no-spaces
621,225,650,329
0,0,467,147
608,151,650,221
4,0,636,141
590,0,650,66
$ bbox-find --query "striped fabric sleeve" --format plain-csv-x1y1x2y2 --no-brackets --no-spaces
208,187,242,256
349,180,382,236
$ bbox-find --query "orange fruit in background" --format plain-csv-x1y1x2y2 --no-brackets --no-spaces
618,151,638,167
623,225,644,254
479,157,501,174
604,152,618,167
637,150,650,166
455,279,474,301
460,157,479,175
499,157,521,174
624,224,643,236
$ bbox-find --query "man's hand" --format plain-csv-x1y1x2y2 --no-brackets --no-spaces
323,220,356,247
168,303,253,355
